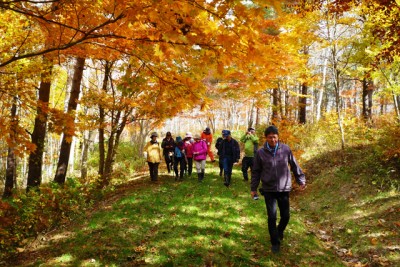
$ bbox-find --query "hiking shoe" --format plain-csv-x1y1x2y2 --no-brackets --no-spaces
271,244,280,254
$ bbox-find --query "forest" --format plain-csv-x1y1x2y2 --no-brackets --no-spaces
0,0,399,266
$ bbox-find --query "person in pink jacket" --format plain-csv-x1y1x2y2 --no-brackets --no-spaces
192,134,208,182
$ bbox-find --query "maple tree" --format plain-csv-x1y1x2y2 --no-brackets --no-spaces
1,0,399,193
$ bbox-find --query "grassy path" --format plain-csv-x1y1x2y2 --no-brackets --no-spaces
9,164,343,267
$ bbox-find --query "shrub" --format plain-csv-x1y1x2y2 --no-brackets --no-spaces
0,179,95,260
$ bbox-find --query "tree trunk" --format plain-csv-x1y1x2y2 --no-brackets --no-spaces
316,57,328,121
247,100,255,129
3,97,18,198
272,88,279,121
362,78,373,121
299,82,307,124
81,130,94,181
54,57,85,184
27,62,52,191
255,107,260,128
393,91,400,123
334,67,345,150
99,109,130,188
98,62,112,177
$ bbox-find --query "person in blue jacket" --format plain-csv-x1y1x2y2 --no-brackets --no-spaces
251,125,306,254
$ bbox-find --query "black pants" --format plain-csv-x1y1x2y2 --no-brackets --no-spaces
264,192,290,246
148,162,159,181
164,153,174,173
173,157,186,178
186,157,193,176
241,156,254,180
218,157,223,175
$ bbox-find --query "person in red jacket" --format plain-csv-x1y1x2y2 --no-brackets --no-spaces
200,127,215,162
184,132,194,178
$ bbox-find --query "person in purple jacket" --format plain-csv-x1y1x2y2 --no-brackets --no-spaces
251,125,306,254
192,134,208,182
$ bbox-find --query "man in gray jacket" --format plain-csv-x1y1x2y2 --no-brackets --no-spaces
251,125,306,254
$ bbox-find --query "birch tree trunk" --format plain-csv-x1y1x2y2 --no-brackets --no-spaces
316,57,328,121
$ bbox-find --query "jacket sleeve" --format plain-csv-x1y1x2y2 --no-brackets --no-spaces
159,143,163,159
161,139,166,149
250,134,259,144
240,134,246,143
215,139,220,149
288,150,306,185
250,150,262,191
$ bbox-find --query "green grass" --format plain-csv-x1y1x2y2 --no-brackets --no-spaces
9,164,343,267
297,147,400,267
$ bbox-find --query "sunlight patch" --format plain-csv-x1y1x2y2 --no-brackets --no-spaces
53,253,74,264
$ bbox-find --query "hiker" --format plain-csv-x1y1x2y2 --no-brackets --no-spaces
220,130,240,187
192,134,208,182
184,132,194,178
173,136,186,181
161,131,175,174
251,125,306,254
240,127,259,182
143,132,163,182
215,131,225,177
201,127,215,162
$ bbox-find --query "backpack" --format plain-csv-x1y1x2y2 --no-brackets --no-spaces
174,146,182,158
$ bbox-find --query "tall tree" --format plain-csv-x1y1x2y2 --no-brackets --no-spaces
98,61,112,179
26,59,53,191
54,57,85,184
3,97,18,198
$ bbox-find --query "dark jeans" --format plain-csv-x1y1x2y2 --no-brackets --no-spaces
173,157,186,178
223,156,234,177
241,156,254,180
263,192,290,246
148,162,159,181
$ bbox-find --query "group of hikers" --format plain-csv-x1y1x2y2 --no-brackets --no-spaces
143,125,306,254
143,126,258,187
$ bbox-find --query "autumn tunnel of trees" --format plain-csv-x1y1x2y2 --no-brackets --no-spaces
0,0,399,197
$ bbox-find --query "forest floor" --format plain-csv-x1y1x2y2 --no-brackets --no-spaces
4,148,400,267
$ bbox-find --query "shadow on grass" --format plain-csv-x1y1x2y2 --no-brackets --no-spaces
7,165,343,267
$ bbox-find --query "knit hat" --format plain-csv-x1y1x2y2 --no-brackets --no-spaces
204,127,211,134
150,132,158,138
176,136,182,142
